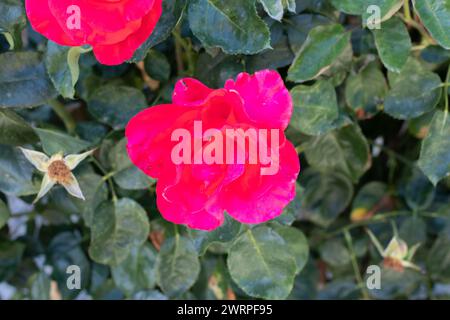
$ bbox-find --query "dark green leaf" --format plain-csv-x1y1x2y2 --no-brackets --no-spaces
0,52,57,108
288,24,351,83
0,109,38,146
87,85,147,130
188,0,271,54
89,198,150,266
156,235,200,297
227,226,297,299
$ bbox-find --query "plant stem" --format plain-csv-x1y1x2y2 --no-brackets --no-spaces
403,0,412,22
325,210,447,238
344,230,370,300
398,14,436,46
47,99,76,134
91,158,118,202
172,28,195,76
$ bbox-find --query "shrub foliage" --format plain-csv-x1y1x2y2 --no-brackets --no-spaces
0,0,450,300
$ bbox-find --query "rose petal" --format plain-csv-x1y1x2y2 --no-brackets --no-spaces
25,0,82,46
92,2,162,65
225,70,293,130
220,139,300,224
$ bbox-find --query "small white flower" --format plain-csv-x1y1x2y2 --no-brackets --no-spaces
367,230,421,272
19,148,95,204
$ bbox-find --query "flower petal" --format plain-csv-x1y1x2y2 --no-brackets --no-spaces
64,149,95,170
155,166,225,231
225,70,293,130
33,173,56,204
173,78,214,107
220,139,300,224
61,173,85,200
91,2,162,65
25,0,83,46
19,147,49,172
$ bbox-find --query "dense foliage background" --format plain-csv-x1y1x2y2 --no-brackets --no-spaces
1,0,450,300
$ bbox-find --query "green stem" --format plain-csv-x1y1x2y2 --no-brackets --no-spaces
398,14,435,46
403,0,412,22
344,230,370,300
91,158,118,202
172,28,195,76
47,99,76,134
326,211,446,238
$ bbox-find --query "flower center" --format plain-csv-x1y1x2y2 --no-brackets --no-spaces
48,160,72,185
383,257,404,272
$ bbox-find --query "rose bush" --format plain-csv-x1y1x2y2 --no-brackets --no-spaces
1,0,450,301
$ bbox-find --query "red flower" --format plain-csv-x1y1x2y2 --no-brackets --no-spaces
126,70,300,231
25,0,162,65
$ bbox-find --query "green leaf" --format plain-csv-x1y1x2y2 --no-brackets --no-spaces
362,0,403,23
286,14,332,53
0,144,39,196
304,124,371,182
351,181,388,220
259,0,296,21
298,168,354,227
0,241,25,282
245,22,294,73
48,231,91,299
35,128,92,155
418,110,450,185
111,244,157,297
330,0,403,22
320,239,351,267
109,138,154,190
276,182,304,225
399,217,427,246
190,213,242,255
144,49,171,82
45,42,89,99
288,24,351,83
0,52,57,108
427,230,450,281
401,167,435,211
87,85,147,130
345,61,387,117
413,0,450,49
271,224,309,273
0,0,26,49
28,272,51,300
188,0,271,54
373,17,411,73
384,58,442,119
0,199,9,230
195,52,244,87
227,226,297,299
290,80,349,135
0,109,38,146
156,235,200,297
89,198,150,266
131,0,186,61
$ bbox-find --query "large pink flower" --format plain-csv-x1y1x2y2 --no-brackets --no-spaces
25,0,162,65
126,70,300,231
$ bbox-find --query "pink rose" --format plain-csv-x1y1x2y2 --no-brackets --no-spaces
25,0,162,65
126,70,300,231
